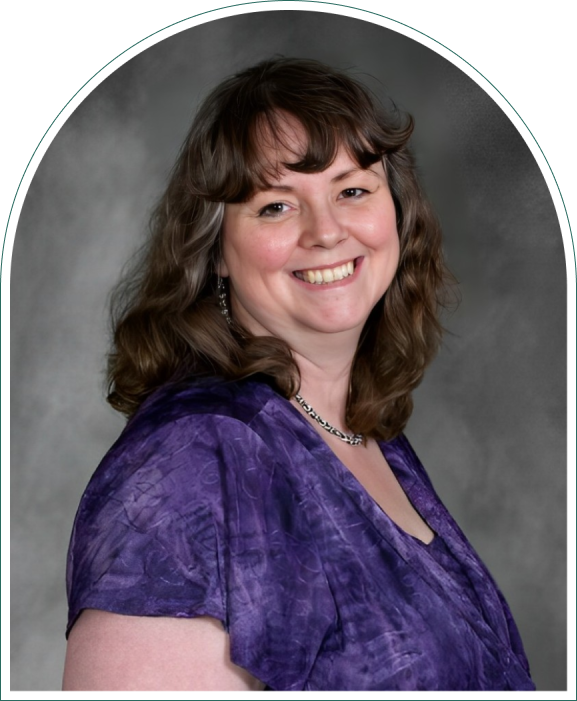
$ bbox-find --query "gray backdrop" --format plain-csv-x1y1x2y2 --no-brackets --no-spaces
10,11,566,691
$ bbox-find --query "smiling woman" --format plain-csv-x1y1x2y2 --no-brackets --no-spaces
220,141,400,339
63,58,535,691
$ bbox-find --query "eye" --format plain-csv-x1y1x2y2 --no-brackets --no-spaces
340,187,368,199
258,202,290,217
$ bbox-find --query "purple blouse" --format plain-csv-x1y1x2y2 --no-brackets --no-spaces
66,377,534,691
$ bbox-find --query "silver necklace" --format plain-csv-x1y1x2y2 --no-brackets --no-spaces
294,394,364,446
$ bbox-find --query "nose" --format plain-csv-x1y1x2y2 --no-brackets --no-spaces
299,202,348,249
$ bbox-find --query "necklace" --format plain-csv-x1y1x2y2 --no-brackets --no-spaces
294,394,364,446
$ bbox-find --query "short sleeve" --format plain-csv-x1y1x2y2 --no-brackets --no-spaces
66,415,227,636
66,392,337,690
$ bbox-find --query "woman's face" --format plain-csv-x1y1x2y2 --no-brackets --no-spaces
220,121,400,345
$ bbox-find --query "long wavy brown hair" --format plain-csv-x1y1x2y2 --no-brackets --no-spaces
107,57,454,440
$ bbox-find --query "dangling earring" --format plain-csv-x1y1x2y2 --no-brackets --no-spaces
217,276,233,326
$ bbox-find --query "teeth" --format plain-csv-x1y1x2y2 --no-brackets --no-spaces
296,259,357,285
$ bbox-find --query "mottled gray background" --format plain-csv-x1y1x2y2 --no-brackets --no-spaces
10,10,566,691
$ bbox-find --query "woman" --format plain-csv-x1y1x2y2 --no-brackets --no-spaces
63,58,534,691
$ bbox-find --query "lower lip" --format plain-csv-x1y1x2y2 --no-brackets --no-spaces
292,257,364,290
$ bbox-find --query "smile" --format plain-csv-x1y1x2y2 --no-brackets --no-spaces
294,259,358,285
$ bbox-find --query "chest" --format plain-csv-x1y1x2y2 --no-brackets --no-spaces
327,438,436,545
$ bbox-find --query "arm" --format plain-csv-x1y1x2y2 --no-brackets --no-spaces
62,609,265,691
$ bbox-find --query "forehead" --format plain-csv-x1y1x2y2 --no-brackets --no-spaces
229,107,384,203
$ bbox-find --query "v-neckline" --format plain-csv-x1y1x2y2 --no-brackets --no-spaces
277,393,438,547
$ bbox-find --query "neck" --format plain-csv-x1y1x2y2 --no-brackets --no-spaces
290,328,361,430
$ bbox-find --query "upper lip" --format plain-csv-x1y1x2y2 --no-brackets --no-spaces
293,257,359,273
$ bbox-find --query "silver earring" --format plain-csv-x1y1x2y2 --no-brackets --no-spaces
217,277,232,326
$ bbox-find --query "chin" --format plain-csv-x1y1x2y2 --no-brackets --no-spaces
299,311,370,335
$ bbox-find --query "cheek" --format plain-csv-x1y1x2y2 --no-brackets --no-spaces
363,210,399,251
355,192,399,246
226,230,295,273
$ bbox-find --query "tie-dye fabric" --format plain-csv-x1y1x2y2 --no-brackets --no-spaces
66,377,534,691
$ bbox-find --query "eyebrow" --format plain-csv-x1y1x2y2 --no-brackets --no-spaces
260,167,379,193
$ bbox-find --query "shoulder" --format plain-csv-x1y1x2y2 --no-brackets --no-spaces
128,375,278,432
79,377,282,506
382,432,428,476
112,375,279,460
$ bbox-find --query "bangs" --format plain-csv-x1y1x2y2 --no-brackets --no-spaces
238,110,384,200
188,59,413,203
